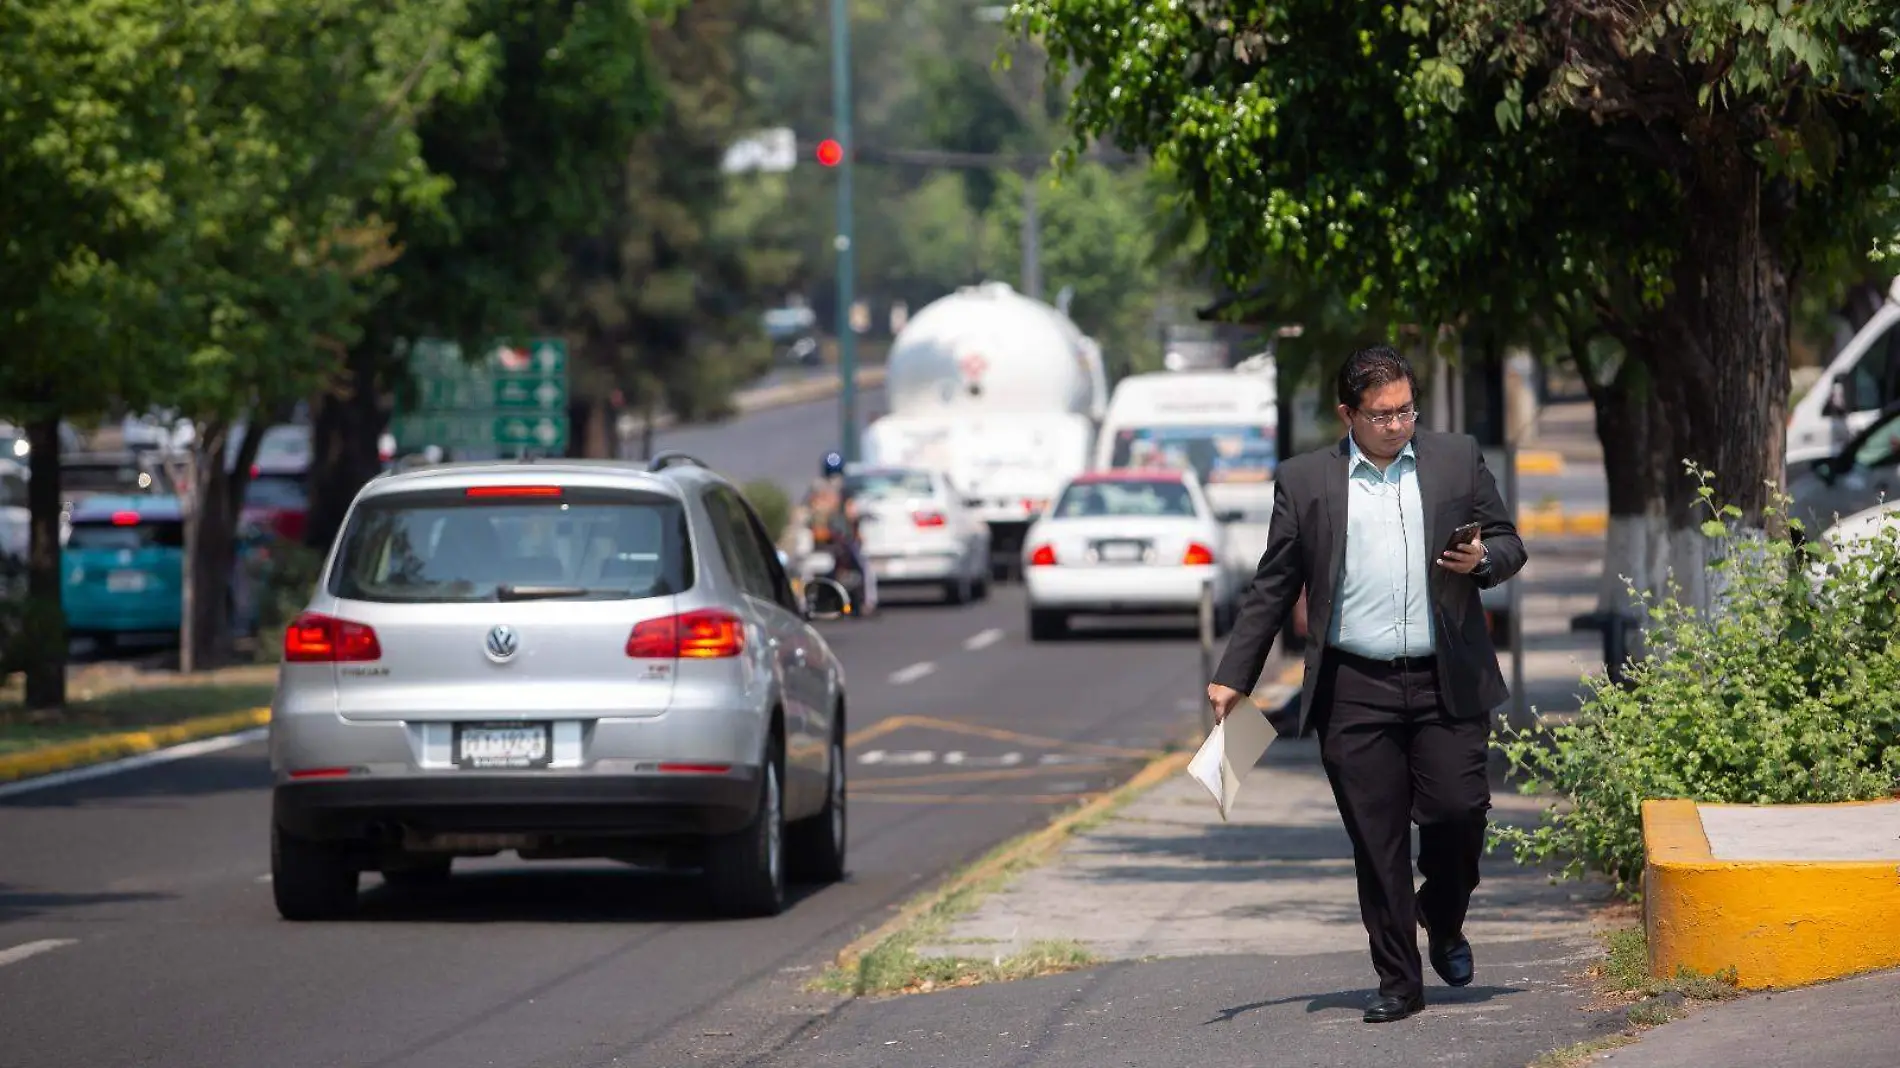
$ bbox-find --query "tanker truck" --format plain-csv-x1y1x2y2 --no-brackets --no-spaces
861,282,1108,580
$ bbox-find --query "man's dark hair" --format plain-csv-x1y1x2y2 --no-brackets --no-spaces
1336,345,1418,409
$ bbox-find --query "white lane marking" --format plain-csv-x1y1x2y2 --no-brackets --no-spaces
0,939,77,969
857,749,936,766
962,628,1004,651
888,661,937,685
0,728,267,800
943,751,1023,767
255,875,273,884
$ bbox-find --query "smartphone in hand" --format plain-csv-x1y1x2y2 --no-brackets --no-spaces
1443,522,1482,554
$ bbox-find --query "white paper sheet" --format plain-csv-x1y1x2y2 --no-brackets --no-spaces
1185,706,1277,821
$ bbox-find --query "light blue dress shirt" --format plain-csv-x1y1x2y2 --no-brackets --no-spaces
1330,435,1434,659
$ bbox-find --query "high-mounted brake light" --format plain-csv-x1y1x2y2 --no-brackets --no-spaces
283,612,382,662
1028,544,1058,567
1182,542,1216,566
110,511,141,526
626,609,745,659
464,485,563,498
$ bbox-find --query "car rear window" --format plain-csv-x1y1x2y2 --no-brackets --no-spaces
1054,480,1197,518
846,471,935,500
68,519,184,551
328,486,693,603
244,475,307,510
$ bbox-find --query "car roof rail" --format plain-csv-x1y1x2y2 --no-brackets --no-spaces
646,451,708,473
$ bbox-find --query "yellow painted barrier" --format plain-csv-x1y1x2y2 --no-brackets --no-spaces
1515,450,1567,476
1515,506,1607,538
0,707,272,784
1642,798,1900,990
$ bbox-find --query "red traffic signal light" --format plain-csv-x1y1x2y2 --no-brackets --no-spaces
815,138,844,167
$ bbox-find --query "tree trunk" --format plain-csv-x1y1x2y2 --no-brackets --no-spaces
23,417,66,710
1581,355,1660,616
1643,153,1791,606
306,338,388,554
182,419,258,670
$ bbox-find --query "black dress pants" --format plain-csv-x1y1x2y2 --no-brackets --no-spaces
1316,652,1492,1000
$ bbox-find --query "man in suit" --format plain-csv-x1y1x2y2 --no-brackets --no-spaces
1206,345,1526,1023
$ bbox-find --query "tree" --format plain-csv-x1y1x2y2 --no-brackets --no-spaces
1013,0,1900,595
304,0,664,550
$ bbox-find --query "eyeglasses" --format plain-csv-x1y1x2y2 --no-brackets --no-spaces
1355,407,1419,428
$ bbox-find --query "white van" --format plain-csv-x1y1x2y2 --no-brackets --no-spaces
1093,368,1279,516
1788,275,1900,467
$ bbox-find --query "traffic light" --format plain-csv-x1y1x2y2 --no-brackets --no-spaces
815,138,844,167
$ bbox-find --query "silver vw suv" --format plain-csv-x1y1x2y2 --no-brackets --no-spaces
268,452,851,920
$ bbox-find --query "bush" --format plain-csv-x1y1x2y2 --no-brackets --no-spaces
1496,468,1900,895
247,538,326,664
742,479,793,543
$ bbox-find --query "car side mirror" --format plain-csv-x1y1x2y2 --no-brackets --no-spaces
1822,380,1850,418
1215,508,1245,524
803,576,852,621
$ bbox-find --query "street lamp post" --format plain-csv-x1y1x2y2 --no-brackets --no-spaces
829,0,859,463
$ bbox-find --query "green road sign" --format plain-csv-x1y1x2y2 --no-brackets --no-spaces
394,336,570,455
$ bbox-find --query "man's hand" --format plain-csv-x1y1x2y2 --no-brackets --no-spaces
1436,537,1485,575
1207,682,1246,725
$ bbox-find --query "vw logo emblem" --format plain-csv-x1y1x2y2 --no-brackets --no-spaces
485,625,520,663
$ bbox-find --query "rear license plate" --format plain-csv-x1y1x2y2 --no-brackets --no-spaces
106,570,148,592
1094,541,1146,564
454,723,551,769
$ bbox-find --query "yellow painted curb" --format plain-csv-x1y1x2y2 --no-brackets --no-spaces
1642,798,1900,990
0,706,272,784
833,746,1194,972
1515,450,1567,476
1517,506,1608,538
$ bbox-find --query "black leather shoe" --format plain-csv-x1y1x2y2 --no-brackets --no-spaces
1363,994,1425,1023
1429,933,1474,987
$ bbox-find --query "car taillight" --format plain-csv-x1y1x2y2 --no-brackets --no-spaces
283,612,382,662
1028,543,1058,567
1182,542,1216,566
626,609,746,659
913,511,946,528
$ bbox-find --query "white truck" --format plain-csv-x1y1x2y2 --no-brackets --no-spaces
862,282,1109,578
1788,274,1900,470
1092,362,1280,599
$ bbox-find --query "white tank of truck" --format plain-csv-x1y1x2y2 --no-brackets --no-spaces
882,282,1108,419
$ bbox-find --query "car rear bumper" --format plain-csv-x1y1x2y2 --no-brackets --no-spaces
867,550,961,583
1026,563,1221,613
273,767,761,842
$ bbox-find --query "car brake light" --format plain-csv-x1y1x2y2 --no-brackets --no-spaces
465,485,563,498
283,612,382,662
913,510,946,528
626,609,745,659
110,511,140,526
1029,543,1058,566
1182,542,1216,566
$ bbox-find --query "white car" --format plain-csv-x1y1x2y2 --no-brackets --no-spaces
848,465,992,604
1022,469,1237,641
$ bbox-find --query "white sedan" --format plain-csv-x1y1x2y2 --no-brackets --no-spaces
1022,470,1237,641
848,465,992,604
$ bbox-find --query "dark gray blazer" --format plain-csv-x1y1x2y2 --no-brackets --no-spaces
1213,430,1527,734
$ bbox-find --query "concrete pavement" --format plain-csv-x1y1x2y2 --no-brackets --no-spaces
1598,969,1900,1068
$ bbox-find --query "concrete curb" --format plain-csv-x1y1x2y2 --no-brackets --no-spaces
1518,505,1608,537
1515,450,1568,476
0,707,271,784
1642,798,1900,990
833,744,1195,973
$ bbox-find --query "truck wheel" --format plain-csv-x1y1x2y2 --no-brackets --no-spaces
272,823,359,920
706,740,787,918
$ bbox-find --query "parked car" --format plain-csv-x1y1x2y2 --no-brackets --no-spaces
1786,401,1900,541
267,453,854,921
846,465,991,604
60,495,262,650
1021,468,1237,641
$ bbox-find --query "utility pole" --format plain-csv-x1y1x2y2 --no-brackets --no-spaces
829,0,859,462
1020,175,1041,301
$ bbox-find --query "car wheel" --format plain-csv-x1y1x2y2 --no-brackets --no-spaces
788,728,847,883
380,856,453,888
707,738,787,918
272,822,359,921
944,571,971,605
1028,608,1067,642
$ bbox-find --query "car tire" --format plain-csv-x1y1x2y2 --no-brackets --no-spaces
706,739,787,918
944,571,972,605
788,728,847,884
1028,608,1067,642
380,857,453,888
272,822,359,921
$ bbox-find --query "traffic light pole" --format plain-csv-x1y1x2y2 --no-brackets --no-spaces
830,0,859,463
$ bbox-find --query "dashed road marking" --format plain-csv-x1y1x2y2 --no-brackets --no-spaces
857,749,937,766
888,661,937,685
962,628,1005,651
0,939,76,969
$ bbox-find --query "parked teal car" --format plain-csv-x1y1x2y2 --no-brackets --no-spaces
62,495,260,650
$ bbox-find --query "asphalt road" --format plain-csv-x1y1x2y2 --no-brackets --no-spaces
0,424,1231,1068
648,386,889,498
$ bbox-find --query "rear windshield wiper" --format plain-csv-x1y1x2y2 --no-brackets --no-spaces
495,584,603,602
